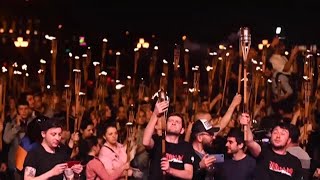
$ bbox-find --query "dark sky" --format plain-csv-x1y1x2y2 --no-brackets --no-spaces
1,0,320,90
1,1,320,46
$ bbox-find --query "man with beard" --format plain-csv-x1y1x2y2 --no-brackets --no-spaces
143,100,193,180
218,128,256,180
240,113,302,180
190,119,220,180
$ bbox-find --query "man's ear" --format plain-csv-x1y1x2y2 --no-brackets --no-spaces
287,137,292,146
41,131,46,138
238,142,244,149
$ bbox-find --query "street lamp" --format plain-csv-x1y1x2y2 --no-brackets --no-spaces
14,37,29,47
136,38,149,49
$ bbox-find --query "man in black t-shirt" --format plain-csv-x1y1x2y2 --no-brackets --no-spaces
143,100,193,180
219,128,256,180
240,113,302,180
23,118,83,180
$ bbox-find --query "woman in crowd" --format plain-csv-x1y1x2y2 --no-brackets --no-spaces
98,123,132,179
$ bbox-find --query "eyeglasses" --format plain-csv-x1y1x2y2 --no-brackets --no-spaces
198,132,214,137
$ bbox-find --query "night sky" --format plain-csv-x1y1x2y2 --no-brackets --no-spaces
1,0,320,46
1,0,320,92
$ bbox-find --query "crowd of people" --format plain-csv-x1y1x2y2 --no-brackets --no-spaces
0,35,319,180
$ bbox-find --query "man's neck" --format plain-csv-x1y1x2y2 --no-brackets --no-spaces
272,147,287,155
165,134,180,144
41,142,55,154
232,150,246,161
192,141,204,154
35,107,45,113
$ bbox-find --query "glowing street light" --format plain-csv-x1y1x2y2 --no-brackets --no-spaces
136,38,150,49
14,37,29,47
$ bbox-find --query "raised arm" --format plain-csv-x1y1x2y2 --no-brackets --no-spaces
240,113,261,158
209,93,223,111
142,100,169,149
216,94,242,133
283,46,299,73
3,119,21,144
291,108,300,125
184,122,193,142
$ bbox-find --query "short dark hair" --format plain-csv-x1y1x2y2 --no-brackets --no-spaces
40,117,63,131
104,123,117,134
271,122,292,135
80,119,94,130
87,136,99,150
33,92,43,98
26,117,44,143
289,124,300,144
227,127,244,145
79,136,99,158
16,98,29,107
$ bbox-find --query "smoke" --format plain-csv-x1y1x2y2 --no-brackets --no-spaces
183,31,240,53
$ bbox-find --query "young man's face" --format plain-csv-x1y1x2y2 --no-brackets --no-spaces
270,126,290,150
136,111,146,125
117,106,126,120
26,95,35,109
226,137,242,154
82,124,94,139
42,127,62,148
103,105,112,119
197,132,214,146
34,96,42,110
201,102,210,112
166,115,184,135
18,105,30,119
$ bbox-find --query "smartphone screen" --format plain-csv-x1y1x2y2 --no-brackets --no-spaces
209,154,224,163
276,27,281,35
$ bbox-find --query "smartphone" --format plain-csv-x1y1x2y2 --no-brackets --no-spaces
67,160,81,168
209,154,224,163
276,27,281,35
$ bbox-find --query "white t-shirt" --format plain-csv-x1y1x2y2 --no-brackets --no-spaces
269,54,293,75
287,146,311,169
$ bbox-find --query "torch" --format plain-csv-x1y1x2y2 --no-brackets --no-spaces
240,27,251,140
51,38,57,87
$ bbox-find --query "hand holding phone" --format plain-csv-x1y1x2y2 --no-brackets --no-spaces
209,154,224,163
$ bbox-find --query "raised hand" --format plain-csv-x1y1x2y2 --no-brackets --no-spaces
70,132,80,142
153,101,169,117
239,113,250,126
291,46,299,57
199,154,216,169
231,94,242,107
